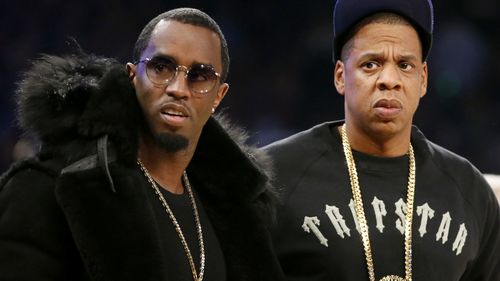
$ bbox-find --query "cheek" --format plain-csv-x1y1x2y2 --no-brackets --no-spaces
408,95,421,113
136,89,151,112
192,98,214,121
135,86,159,118
346,70,371,91
405,77,424,104
345,77,372,103
199,104,212,120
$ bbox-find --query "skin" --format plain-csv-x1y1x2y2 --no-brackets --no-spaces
334,22,428,157
127,20,229,193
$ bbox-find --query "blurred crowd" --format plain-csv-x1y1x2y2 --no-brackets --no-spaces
1,0,499,177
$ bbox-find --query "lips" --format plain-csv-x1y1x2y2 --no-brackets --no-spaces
160,102,190,127
373,99,402,119
164,108,187,117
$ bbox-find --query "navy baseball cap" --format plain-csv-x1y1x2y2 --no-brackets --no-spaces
333,0,434,62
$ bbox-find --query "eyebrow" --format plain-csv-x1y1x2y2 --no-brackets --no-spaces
357,52,419,62
398,54,419,61
149,53,176,63
150,53,216,68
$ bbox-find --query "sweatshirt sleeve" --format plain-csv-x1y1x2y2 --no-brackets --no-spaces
462,178,500,281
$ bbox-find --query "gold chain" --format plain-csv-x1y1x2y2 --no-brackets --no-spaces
340,124,415,281
137,159,205,281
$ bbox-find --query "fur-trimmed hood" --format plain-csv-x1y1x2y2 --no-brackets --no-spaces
16,54,141,166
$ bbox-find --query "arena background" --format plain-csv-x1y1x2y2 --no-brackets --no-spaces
1,0,499,175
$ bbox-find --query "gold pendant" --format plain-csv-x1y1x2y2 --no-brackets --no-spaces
380,275,406,281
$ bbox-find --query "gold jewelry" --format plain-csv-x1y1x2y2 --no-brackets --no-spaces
340,124,415,281
137,159,205,281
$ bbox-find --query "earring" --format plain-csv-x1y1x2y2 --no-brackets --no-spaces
211,107,215,114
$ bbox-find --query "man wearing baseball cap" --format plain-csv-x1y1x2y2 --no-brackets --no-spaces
264,0,500,280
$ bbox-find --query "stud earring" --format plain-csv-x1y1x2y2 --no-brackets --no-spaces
211,107,215,114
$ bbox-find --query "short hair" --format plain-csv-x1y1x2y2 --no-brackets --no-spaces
133,8,230,82
340,12,421,62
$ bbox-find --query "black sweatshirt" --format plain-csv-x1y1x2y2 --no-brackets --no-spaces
264,120,500,281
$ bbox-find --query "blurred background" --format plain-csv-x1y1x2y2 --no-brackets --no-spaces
1,0,499,174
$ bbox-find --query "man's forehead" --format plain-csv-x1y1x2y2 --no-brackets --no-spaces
144,20,222,68
150,20,220,49
152,19,219,41
350,23,422,57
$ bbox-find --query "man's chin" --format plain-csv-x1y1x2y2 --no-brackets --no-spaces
154,132,189,153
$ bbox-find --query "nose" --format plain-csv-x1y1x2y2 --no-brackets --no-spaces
376,64,402,91
165,66,190,99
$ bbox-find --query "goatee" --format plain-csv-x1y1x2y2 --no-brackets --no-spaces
154,132,189,153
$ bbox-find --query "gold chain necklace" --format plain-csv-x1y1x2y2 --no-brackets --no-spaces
137,159,205,281
340,124,416,281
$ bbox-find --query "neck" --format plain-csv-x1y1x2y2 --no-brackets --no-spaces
341,122,412,157
138,135,197,194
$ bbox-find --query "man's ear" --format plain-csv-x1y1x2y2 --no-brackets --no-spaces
420,61,428,98
334,60,345,96
126,63,136,80
212,82,229,110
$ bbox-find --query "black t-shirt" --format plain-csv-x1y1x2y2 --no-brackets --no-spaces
145,176,226,281
264,121,500,281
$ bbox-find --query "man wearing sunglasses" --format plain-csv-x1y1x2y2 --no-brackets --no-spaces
0,8,284,281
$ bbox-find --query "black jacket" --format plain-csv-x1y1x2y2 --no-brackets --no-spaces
0,54,284,281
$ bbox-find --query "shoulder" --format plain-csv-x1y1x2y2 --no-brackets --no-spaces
413,127,484,183
412,126,495,208
263,121,340,163
0,158,64,229
1,158,60,199
262,121,342,197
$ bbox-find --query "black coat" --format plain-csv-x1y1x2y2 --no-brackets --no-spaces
0,54,284,281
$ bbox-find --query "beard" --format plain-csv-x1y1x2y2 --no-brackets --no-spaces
153,132,189,153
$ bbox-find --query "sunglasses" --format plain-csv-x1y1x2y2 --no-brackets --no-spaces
136,56,222,95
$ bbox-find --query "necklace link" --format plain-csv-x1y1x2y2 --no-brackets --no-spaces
340,124,415,281
137,159,205,281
